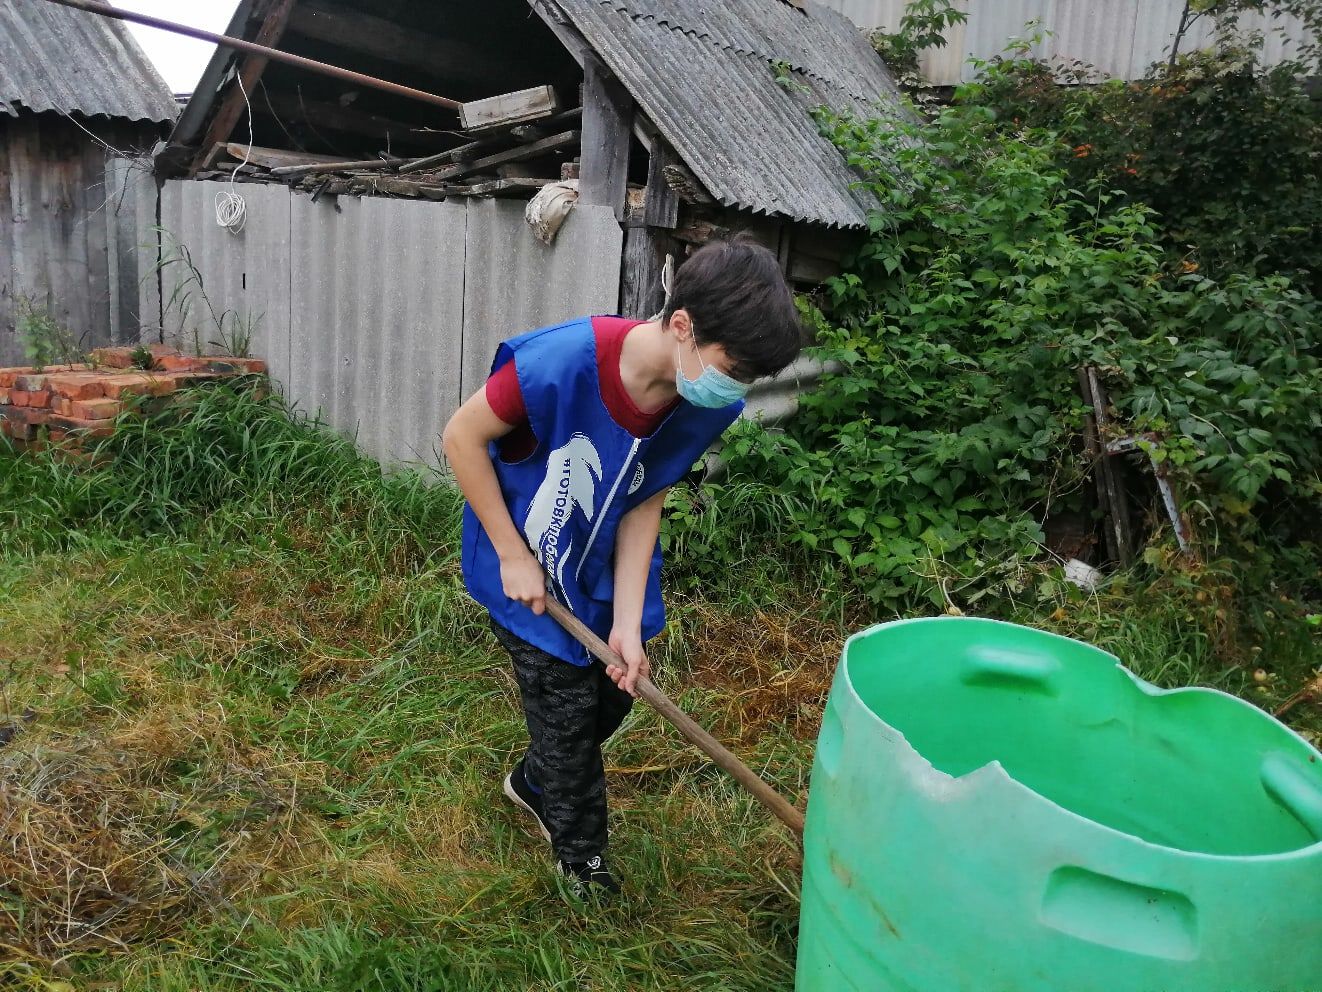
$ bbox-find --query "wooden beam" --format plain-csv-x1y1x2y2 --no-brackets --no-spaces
460,86,558,132
663,161,715,205
395,111,587,176
434,131,580,182
397,140,489,175
294,174,447,198
644,139,680,229
224,143,343,169
272,155,408,178
534,0,648,220
476,106,583,144
287,0,491,83
1078,366,1134,566
189,0,299,174
199,141,232,171
579,54,632,221
673,219,731,245
359,177,447,197
457,177,557,197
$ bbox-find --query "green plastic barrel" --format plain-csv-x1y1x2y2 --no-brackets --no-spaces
798,617,1322,991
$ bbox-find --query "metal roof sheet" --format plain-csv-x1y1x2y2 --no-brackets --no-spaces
551,0,903,227
0,0,177,122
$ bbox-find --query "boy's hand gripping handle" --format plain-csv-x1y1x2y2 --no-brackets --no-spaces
543,597,806,839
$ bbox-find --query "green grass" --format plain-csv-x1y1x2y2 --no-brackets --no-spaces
0,387,1316,991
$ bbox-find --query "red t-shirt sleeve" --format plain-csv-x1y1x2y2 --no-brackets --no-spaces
485,359,527,426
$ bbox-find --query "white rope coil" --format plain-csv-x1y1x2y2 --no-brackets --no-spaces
216,73,253,235
214,188,247,234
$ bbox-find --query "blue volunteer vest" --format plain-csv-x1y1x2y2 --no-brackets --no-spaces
462,317,743,665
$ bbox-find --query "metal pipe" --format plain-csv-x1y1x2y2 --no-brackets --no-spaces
36,0,462,112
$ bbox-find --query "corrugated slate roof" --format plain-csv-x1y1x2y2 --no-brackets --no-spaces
0,0,177,122
593,0,895,102
549,0,903,227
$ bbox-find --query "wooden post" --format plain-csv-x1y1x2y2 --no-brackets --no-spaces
776,225,793,275
578,53,632,221
190,0,299,174
1078,366,1134,566
621,228,674,320
643,139,680,230
621,163,673,319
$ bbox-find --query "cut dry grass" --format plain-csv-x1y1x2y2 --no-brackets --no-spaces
0,724,294,964
678,600,844,745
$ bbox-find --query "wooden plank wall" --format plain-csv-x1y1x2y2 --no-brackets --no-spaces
0,113,160,367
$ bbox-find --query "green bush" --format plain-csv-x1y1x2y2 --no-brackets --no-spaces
964,45,1322,290
681,71,1322,610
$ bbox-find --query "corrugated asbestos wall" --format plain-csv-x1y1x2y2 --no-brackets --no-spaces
820,0,1311,84
0,116,158,366
148,180,624,469
7,158,818,467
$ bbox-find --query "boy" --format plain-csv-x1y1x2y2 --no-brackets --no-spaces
441,237,803,897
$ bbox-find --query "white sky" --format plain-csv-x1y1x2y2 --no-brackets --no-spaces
116,0,241,94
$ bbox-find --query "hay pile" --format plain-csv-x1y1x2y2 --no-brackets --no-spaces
684,601,844,744
0,725,290,963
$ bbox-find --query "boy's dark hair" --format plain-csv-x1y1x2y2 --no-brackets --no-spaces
663,235,804,382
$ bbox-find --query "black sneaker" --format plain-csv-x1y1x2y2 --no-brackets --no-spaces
503,758,552,843
558,855,621,899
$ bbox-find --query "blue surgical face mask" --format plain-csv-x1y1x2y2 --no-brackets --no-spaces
675,338,749,409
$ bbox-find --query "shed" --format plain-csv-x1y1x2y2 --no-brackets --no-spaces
157,0,905,315
0,0,177,366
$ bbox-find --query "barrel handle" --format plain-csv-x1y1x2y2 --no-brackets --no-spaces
961,644,1061,691
1261,752,1322,841
1040,866,1198,961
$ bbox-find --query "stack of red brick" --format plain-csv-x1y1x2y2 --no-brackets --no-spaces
0,346,266,450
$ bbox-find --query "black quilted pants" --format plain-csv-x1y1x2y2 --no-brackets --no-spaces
491,620,634,863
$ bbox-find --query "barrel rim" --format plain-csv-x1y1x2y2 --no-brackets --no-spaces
832,616,1322,862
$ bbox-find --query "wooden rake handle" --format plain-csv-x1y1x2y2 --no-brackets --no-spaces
543,597,806,839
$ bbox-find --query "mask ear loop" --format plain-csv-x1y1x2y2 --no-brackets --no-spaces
648,254,676,323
